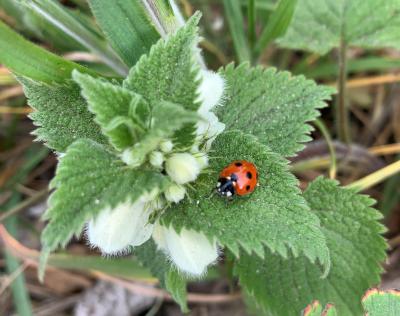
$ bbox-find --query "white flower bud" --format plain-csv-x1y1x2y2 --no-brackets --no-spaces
149,151,164,168
152,223,219,276
160,140,174,153
121,148,141,167
87,199,154,255
164,184,186,203
196,70,225,116
165,153,201,184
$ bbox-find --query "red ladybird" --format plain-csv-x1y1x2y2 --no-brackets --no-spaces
216,160,258,198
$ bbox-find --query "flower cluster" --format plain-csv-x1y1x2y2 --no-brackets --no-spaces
87,69,225,276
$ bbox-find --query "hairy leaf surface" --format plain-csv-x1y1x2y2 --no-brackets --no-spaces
162,131,330,272
41,139,168,252
21,78,106,152
235,177,386,315
217,64,334,157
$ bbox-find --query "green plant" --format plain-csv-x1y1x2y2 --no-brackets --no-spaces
0,0,398,315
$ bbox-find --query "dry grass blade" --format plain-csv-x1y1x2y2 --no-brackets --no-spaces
0,86,23,101
0,262,30,296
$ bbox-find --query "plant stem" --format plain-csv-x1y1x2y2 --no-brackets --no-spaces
314,119,337,179
337,38,351,143
347,159,400,191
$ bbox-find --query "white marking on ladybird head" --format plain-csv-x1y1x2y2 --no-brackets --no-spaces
227,176,231,180
226,192,232,197
217,182,221,187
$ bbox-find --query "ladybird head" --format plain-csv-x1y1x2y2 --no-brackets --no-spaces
216,174,237,198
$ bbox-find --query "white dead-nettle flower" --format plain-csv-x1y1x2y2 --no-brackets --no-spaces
152,223,219,276
165,153,201,184
164,184,186,203
87,189,161,255
121,147,141,167
196,70,226,150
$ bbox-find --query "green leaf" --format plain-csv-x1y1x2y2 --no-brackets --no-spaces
217,63,335,157
255,0,298,54
302,301,337,316
135,240,188,312
20,78,107,152
362,289,400,316
123,101,200,166
123,13,201,112
279,0,400,55
122,13,203,147
222,0,251,62
41,139,168,253
23,0,128,75
162,131,330,273
72,71,142,150
165,270,188,313
88,0,160,67
0,19,95,84
235,177,387,316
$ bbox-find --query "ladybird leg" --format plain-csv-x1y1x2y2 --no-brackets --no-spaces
207,188,217,199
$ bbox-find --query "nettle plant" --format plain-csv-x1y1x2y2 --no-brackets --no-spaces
1,0,398,315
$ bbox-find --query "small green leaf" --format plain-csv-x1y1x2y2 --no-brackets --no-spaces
0,20,95,84
279,0,400,55
136,240,188,312
20,78,107,152
122,13,203,147
165,269,188,312
362,289,400,316
255,0,298,54
41,139,168,253
123,13,201,112
88,0,160,67
217,63,335,157
235,177,387,315
162,131,330,273
302,301,337,316
73,71,143,150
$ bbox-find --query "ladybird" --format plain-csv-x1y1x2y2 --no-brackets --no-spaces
216,160,258,198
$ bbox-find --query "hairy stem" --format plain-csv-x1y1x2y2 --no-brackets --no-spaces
337,38,351,143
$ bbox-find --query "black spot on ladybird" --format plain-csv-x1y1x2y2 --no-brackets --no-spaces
246,172,252,179
235,162,243,167
246,185,251,191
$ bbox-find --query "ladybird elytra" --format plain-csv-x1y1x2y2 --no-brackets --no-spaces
216,160,258,198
